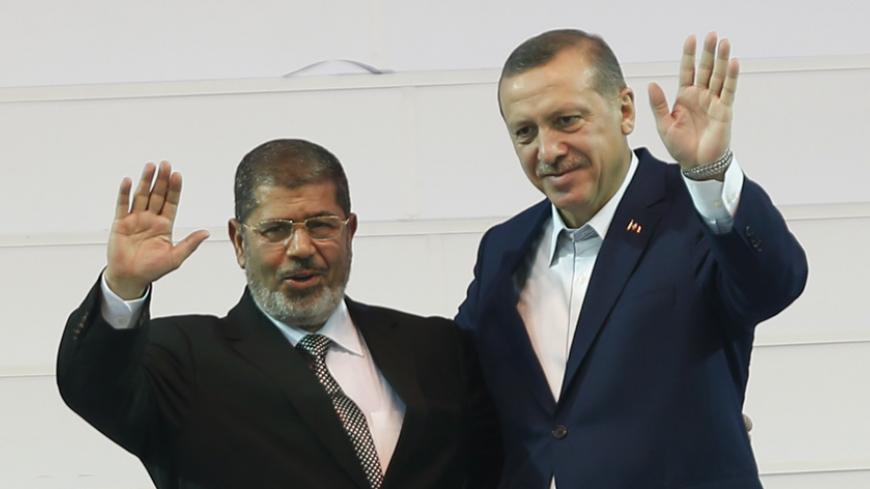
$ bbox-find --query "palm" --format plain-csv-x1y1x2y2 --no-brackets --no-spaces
648,33,739,169
109,211,178,283
105,162,209,299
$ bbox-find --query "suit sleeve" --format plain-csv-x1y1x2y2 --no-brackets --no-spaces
701,178,809,327
457,321,503,489
455,228,492,334
56,277,195,460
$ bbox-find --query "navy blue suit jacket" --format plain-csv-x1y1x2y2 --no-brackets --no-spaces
456,148,808,489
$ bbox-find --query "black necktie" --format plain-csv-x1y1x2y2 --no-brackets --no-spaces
297,334,384,489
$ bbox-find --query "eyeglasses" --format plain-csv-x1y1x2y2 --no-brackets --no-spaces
242,215,351,244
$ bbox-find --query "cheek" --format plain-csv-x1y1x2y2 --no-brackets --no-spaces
518,151,540,181
323,248,347,270
320,244,352,276
248,249,283,274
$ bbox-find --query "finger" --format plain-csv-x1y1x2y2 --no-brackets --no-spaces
647,82,672,132
720,58,740,106
131,162,157,212
115,177,133,220
161,171,184,222
147,161,172,214
170,229,210,268
695,32,718,89
709,38,731,96
678,35,697,88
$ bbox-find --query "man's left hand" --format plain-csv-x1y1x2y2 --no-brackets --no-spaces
648,32,738,170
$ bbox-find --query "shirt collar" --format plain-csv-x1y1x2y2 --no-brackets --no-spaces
255,298,365,357
546,150,639,265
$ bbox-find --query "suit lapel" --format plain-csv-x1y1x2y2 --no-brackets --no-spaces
481,201,560,414
345,299,425,486
559,151,671,399
221,291,370,489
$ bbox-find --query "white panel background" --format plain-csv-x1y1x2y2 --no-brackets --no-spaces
1,1,868,487
2,0,870,86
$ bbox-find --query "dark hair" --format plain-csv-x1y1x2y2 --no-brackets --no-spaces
499,29,626,98
234,139,351,222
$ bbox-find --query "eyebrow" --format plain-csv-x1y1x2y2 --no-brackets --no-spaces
507,101,591,125
258,212,341,222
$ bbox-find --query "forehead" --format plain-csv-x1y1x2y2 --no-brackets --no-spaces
249,180,342,220
499,49,601,118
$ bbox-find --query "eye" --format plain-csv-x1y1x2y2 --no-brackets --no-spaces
305,216,343,239
258,221,293,241
556,115,581,128
306,218,338,230
514,126,536,144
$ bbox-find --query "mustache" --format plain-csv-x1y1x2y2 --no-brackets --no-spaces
536,155,589,178
278,258,327,278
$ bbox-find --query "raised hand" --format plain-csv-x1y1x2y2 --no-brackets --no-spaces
104,161,210,299
648,32,739,172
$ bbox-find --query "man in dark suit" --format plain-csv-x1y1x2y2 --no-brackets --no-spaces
58,139,500,489
456,30,808,488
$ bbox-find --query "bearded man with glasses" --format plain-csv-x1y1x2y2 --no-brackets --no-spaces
57,139,501,489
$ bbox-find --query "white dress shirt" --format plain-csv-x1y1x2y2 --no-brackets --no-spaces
99,277,406,471
514,152,744,489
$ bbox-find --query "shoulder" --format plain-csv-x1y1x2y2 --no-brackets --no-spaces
146,312,224,346
632,147,694,207
348,299,455,333
346,298,465,351
635,147,684,182
486,199,550,238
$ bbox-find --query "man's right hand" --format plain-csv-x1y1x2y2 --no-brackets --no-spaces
104,161,210,300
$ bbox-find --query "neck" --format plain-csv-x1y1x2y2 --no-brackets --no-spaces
299,322,326,333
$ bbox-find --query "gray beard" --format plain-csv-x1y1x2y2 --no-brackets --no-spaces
246,269,346,329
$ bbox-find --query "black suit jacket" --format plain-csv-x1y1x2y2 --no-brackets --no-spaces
457,149,808,489
58,281,500,489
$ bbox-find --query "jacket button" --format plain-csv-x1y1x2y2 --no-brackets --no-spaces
552,425,568,439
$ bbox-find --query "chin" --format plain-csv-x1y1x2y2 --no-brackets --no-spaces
248,272,346,327
264,288,341,327
280,283,323,299
549,193,593,212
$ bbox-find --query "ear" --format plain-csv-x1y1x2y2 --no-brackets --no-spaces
618,87,636,135
228,219,246,268
346,213,358,241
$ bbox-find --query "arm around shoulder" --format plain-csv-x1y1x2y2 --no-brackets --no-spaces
455,226,495,333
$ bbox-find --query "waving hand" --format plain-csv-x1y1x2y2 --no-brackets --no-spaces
648,32,739,171
104,162,210,299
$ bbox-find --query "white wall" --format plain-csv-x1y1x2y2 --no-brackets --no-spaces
2,0,870,86
1,2,868,487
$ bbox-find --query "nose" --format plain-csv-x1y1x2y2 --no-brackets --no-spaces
537,128,568,165
284,227,316,259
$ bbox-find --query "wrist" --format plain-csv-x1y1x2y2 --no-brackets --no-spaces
682,149,733,181
104,269,148,300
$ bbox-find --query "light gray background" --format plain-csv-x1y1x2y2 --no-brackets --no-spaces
1,1,868,488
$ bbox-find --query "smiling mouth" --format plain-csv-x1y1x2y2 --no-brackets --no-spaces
542,168,573,178
537,158,589,179
541,165,585,179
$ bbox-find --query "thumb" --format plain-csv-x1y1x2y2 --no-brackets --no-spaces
647,82,671,132
171,230,211,268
